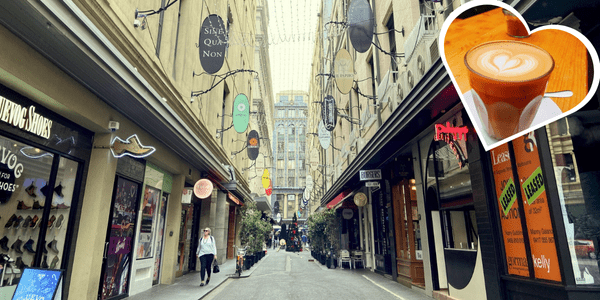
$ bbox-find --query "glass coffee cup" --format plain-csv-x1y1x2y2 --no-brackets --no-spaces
502,9,530,38
465,40,554,140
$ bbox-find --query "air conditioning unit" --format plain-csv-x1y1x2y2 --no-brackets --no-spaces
392,71,408,111
406,38,439,92
361,104,376,130
377,70,393,108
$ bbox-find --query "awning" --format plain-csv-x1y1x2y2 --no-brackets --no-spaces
254,195,271,212
228,192,243,206
327,188,352,209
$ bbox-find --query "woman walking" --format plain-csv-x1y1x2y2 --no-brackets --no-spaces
196,227,217,286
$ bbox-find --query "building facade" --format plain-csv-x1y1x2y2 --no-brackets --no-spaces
272,91,309,224
0,0,270,299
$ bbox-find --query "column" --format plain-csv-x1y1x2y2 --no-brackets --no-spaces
214,191,228,264
160,174,184,284
69,134,118,299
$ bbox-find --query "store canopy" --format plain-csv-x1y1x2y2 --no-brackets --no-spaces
254,195,271,212
326,189,352,209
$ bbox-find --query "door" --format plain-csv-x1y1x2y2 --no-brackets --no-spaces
98,176,140,300
152,193,168,285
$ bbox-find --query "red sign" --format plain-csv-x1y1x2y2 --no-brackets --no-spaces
194,179,213,199
265,179,272,196
434,122,468,168
327,189,352,209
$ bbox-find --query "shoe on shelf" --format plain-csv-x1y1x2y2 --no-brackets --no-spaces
4,214,17,228
25,183,37,197
11,239,23,254
41,255,48,268
17,201,31,210
49,256,59,269
23,216,32,229
48,215,56,228
56,203,70,209
54,184,64,198
0,236,9,251
49,240,59,253
55,215,64,229
50,203,57,209
12,216,24,229
23,239,35,254
40,184,50,198
33,200,44,210
30,215,39,229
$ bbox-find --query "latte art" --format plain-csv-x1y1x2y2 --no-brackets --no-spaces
466,41,553,82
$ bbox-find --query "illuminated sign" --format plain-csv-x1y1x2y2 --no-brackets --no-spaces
434,122,468,168
359,169,381,181
0,96,52,139
194,179,213,199
110,135,156,158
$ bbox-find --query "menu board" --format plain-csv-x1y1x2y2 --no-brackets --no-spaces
490,143,529,277
512,134,561,282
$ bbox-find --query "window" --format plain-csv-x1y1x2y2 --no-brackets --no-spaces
288,126,295,143
277,126,285,152
386,14,398,82
280,96,288,103
287,110,295,118
298,109,306,118
287,160,296,169
277,109,286,118
288,175,295,187
277,159,285,169
295,95,304,103
287,194,296,218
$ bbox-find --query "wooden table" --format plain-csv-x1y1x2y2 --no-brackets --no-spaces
444,8,589,112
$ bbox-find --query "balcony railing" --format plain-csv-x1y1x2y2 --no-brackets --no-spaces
404,15,438,63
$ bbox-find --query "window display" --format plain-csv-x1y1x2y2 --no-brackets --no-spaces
137,186,160,259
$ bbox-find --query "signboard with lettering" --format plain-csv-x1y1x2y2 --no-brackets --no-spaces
513,133,561,282
365,181,380,188
310,149,319,171
247,130,260,161
181,188,193,204
334,49,354,94
348,0,374,53
490,143,529,277
199,15,227,74
194,179,213,199
359,169,382,181
262,169,270,189
233,94,250,133
434,122,468,168
11,268,63,300
0,96,53,139
318,121,331,149
322,95,337,131
306,175,314,191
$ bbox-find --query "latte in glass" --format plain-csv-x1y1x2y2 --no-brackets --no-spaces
465,41,554,140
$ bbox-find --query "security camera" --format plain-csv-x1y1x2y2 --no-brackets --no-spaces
134,19,141,28
216,132,221,139
191,97,195,103
108,121,120,132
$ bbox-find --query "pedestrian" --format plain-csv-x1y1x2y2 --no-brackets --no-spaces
196,227,217,287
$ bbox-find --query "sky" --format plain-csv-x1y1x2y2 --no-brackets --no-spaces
267,0,322,98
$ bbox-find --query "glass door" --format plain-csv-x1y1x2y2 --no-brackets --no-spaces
99,176,140,300
152,193,168,285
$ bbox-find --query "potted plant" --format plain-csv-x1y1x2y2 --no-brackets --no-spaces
239,202,272,269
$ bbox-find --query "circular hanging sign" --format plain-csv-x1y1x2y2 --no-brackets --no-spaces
303,188,311,201
310,149,319,171
306,175,314,191
265,179,272,196
354,192,367,207
199,14,228,74
194,179,213,199
247,130,260,161
334,49,354,94
262,169,270,189
233,94,250,133
318,121,331,149
342,209,354,219
321,95,337,132
348,0,374,53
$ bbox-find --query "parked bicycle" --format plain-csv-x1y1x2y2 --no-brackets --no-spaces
233,245,247,277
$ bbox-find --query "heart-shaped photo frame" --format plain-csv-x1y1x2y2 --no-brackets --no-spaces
439,1,600,151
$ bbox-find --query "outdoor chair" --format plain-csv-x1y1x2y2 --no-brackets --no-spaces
351,250,364,269
338,249,352,269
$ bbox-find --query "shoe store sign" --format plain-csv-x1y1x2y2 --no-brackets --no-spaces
0,96,53,139
0,147,24,203
110,134,156,158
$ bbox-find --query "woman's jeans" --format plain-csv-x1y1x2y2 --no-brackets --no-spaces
200,254,214,281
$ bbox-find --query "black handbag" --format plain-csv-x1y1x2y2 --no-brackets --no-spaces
213,258,220,273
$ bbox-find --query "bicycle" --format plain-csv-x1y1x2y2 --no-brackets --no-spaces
233,245,247,277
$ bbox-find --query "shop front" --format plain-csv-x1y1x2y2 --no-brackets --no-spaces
0,84,93,297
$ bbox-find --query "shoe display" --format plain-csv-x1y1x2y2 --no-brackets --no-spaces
48,215,56,228
15,257,27,271
54,183,64,198
25,183,37,197
0,236,9,251
56,203,70,209
33,200,44,210
12,216,24,228
11,239,23,254
49,256,59,269
30,215,39,229
41,255,48,268
17,201,31,210
49,240,59,253
4,214,17,228
40,184,50,198
55,215,64,229
50,203,57,209
23,239,35,254
23,216,32,228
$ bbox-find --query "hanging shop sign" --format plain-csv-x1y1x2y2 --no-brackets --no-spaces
359,169,381,181
342,209,354,219
321,95,337,131
110,134,156,158
199,14,228,74
365,181,380,188
354,192,367,207
247,130,260,160
12,268,63,300
181,187,193,204
318,121,331,149
262,169,270,189
306,175,314,191
513,134,560,282
434,122,468,168
0,96,53,139
194,179,213,199
233,94,250,133
348,0,375,53
303,188,311,201
334,49,354,94
265,179,272,196
490,143,529,277
310,148,319,171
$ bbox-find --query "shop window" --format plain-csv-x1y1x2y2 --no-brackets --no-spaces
547,115,600,285
287,195,295,218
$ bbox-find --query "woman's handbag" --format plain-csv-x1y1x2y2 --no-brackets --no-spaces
213,258,220,273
